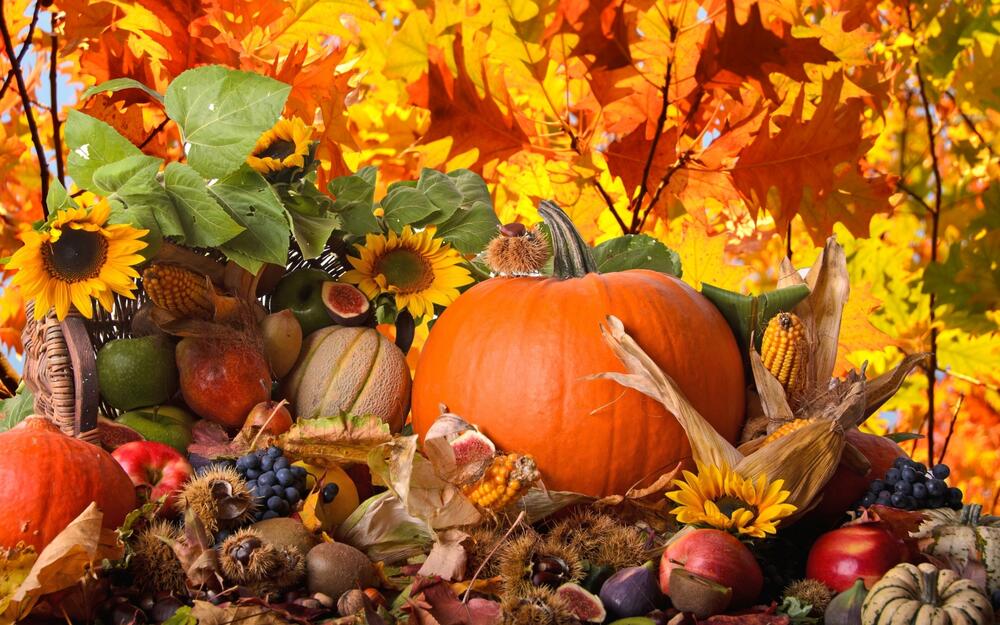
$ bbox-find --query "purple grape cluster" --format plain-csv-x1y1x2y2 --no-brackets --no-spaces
858,457,963,511
235,446,309,521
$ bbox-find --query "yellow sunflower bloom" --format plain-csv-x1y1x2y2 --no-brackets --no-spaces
7,200,148,320
341,226,473,321
667,462,797,538
247,117,312,174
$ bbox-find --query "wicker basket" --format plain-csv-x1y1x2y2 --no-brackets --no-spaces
21,242,347,442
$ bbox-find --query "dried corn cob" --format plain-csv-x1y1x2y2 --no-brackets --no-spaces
463,453,540,511
761,312,807,393
764,418,817,444
143,263,215,320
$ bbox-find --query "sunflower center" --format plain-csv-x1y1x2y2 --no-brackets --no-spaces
715,496,756,518
376,248,434,293
255,139,298,162
42,228,108,283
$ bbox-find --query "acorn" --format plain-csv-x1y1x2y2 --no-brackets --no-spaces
485,223,550,275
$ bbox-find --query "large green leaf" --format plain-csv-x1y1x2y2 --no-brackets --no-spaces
592,234,682,276
283,184,340,258
209,166,291,272
164,66,290,179
447,169,492,210
82,78,164,103
65,110,143,190
329,167,379,236
416,168,462,223
433,200,500,254
163,162,244,248
0,384,34,433
381,185,437,232
701,283,811,358
96,156,185,238
45,180,77,212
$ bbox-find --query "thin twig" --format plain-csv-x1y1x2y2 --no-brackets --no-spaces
630,55,674,232
462,510,525,603
944,91,997,157
0,0,49,214
895,181,935,214
50,29,64,185
138,117,170,150
936,394,963,466
0,0,40,101
899,90,913,177
906,1,942,464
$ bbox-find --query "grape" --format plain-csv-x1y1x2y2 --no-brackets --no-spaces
258,472,277,487
235,456,249,471
246,480,260,497
322,483,340,504
947,487,963,503
245,468,261,480
268,496,290,515
991,588,1000,610
894,456,910,469
876,495,892,506
271,485,285,498
262,510,280,520
870,479,887,494
291,465,307,479
244,454,260,470
900,467,917,483
285,487,301,504
912,462,927,474
885,468,901,484
276,468,294,487
891,492,906,507
912,483,927,500
273,457,290,471
927,479,946,497
260,455,274,472
267,446,283,458
928,496,945,508
931,464,950,479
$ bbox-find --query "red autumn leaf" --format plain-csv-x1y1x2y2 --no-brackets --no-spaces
542,0,632,70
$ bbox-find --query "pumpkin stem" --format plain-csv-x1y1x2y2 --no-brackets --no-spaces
962,503,982,526
918,564,940,605
537,200,598,279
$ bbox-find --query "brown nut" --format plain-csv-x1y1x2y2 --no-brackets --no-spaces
500,222,527,237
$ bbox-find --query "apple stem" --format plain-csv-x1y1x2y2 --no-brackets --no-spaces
249,399,289,451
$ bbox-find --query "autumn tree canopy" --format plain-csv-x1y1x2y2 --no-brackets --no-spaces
0,0,997,508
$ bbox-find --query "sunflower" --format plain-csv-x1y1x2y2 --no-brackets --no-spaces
341,226,473,320
7,201,148,320
667,462,797,538
247,118,312,174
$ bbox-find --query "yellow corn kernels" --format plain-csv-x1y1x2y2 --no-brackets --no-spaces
764,418,817,444
462,453,540,511
761,312,807,393
143,264,215,320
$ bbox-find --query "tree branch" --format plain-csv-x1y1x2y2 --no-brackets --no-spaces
0,1,49,215
906,1,942,465
936,394,963,466
0,0,40,101
944,91,997,157
895,180,934,214
50,29,64,185
629,57,673,233
138,117,170,150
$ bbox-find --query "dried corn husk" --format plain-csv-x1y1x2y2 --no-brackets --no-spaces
593,316,844,521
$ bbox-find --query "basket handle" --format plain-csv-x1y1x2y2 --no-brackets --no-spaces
62,316,99,437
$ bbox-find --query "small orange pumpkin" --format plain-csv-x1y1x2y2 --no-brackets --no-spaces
412,202,746,497
0,416,137,550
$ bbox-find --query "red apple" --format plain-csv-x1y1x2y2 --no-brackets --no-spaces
659,529,763,608
112,441,193,517
805,524,908,592
244,400,293,435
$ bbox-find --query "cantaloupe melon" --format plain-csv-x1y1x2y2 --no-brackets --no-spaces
283,326,411,431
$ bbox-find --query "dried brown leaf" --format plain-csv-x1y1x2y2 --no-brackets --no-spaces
169,510,221,591
749,349,795,432
335,491,433,564
798,237,849,390
282,413,393,466
418,529,469,581
189,600,291,625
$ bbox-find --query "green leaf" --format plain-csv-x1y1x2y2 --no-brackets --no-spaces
284,184,340,258
164,65,290,179
0,383,34,433
329,167,379,236
65,110,143,190
592,234,682,276
163,162,244,248
209,166,290,271
161,606,196,625
416,168,462,223
82,78,164,103
446,169,493,210
97,156,184,239
381,185,437,232
433,200,500,254
45,179,77,212
700,283,811,361
884,432,924,443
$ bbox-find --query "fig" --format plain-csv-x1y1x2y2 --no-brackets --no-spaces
600,563,664,619
667,568,732,619
97,416,145,450
555,582,606,623
260,309,303,378
321,282,372,327
824,578,866,625
450,429,496,466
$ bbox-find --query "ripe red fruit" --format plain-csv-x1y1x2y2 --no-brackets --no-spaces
176,338,271,431
244,401,294,435
660,529,763,608
805,524,908,592
112,441,193,517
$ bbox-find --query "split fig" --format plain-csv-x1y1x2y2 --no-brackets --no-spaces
824,578,866,625
97,416,145,450
321,282,372,327
555,582,606,623
599,563,664,619
260,310,303,378
667,568,732,620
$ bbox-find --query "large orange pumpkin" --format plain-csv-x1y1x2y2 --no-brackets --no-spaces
0,416,137,550
412,202,746,497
